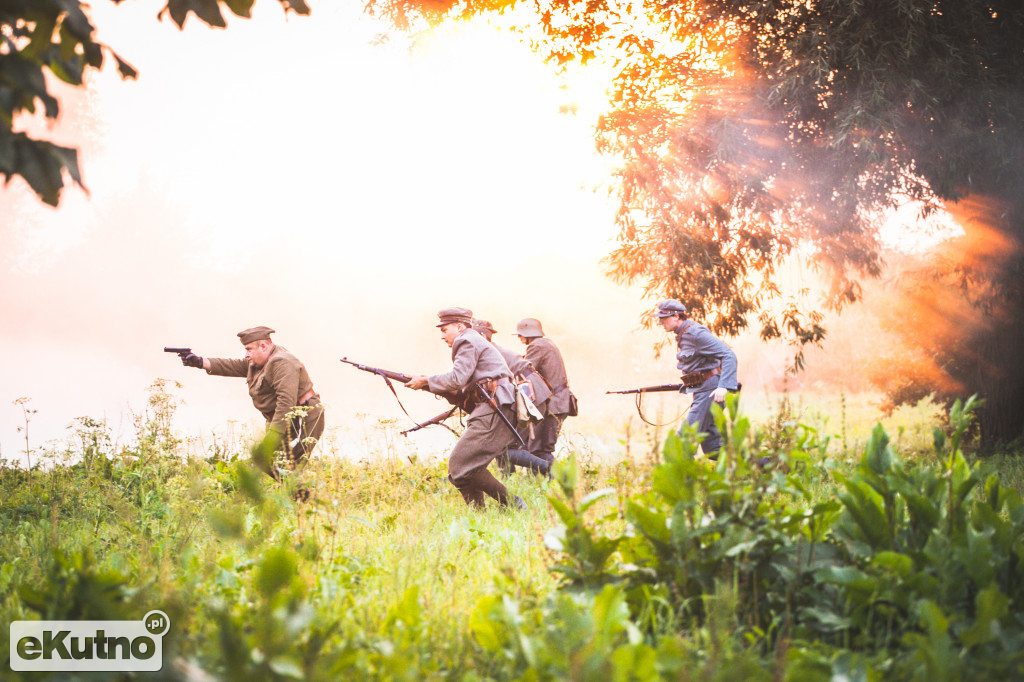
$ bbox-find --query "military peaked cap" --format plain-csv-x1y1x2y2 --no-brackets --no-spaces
237,326,275,344
653,299,688,318
436,307,474,327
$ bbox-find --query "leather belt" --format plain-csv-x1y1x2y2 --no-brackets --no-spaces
680,367,720,388
480,377,513,394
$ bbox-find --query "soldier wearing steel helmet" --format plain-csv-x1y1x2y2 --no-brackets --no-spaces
405,308,526,509
178,326,325,474
516,317,575,465
653,299,738,458
473,318,553,477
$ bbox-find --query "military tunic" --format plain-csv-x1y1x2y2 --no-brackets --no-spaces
523,336,573,463
524,337,571,415
206,345,325,466
493,342,552,411
428,329,515,416
674,322,738,455
428,328,517,506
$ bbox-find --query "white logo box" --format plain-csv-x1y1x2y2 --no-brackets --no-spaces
10,610,169,672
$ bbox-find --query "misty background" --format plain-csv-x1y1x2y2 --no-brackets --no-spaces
0,0,915,463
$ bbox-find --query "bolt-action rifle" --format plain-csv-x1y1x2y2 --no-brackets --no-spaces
340,357,480,436
605,383,684,395
400,407,458,437
341,357,524,446
607,380,741,426
606,383,685,427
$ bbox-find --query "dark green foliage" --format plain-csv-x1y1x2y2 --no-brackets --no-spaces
542,397,1024,679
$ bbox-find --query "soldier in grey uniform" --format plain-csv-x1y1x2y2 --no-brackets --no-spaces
406,308,526,509
653,299,738,458
472,319,553,477
179,326,325,474
516,317,574,464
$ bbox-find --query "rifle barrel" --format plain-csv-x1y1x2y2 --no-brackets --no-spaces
606,383,684,395
340,357,413,383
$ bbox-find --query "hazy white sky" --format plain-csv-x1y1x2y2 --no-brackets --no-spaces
1,0,698,459
5,0,911,461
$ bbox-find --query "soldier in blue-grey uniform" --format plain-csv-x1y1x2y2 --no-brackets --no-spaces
653,299,739,458
406,307,526,509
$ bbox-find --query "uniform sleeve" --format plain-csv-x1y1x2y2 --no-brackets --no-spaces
428,337,476,394
693,328,739,391
265,356,302,432
504,351,531,376
524,343,547,379
206,358,249,377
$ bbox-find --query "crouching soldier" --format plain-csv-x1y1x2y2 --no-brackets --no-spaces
179,326,325,476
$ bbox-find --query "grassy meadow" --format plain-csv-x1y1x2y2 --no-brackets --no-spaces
2,383,1023,680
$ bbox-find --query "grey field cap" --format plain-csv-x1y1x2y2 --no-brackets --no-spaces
516,318,545,338
653,299,687,318
436,307,474,327
472,319,497,337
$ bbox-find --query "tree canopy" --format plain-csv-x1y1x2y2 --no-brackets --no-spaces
367,0,1024,443
0,0,309,205
5,0,1024,442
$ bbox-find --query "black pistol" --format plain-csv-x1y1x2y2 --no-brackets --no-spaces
164,347,192,359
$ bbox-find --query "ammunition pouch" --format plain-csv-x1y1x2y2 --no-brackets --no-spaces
680,367,721,389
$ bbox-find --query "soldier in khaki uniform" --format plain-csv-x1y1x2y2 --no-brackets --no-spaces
179,326,325,474
516,318,574,464
406,308,526,509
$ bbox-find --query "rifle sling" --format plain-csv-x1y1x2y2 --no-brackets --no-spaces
634,392,687,428
382,375,460,437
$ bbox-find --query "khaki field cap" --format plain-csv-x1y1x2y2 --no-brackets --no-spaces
436,307,474,327
472,319,497,337
516,318,545,338
653,299,687,318
238,326,275,344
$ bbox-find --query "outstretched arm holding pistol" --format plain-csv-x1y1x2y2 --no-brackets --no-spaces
164,347,210,370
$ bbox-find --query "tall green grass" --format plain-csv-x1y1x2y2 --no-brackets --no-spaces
2,383,1022,680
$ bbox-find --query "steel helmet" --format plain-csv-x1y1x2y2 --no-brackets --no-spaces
515,317,545,338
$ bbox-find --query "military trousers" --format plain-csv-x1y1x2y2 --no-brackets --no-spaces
270,399,325,474
448,405,517,507
527,413,564,464
498,447,552,477
680,376,722,456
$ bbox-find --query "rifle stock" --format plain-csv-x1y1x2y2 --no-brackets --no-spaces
606,383,684,395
